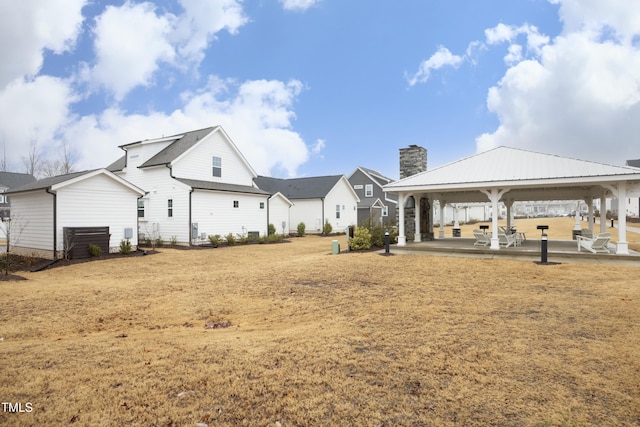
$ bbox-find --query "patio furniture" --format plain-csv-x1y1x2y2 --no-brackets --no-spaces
473,229,491,246
580,228,594,239
498,232,516,248
576,232,611,254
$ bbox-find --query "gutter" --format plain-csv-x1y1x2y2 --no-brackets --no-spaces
45,188,57,260
166,164,194,246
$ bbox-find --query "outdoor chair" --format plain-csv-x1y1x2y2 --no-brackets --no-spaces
580,228,594,239
473,229,491,246
498,232,516,248
576,232,611,254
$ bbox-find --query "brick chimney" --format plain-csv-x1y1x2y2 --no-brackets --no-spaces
399,145,427,179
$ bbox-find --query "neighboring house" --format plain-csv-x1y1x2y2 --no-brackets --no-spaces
624,159,640,217
108,126,270,244
5,169,145,260
348,167,397,226
267,192,293,235
254,175,359,233
0,171,36,235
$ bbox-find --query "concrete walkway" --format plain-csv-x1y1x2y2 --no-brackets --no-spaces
387,237,640,266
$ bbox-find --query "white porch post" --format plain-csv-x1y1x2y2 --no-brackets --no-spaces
574,201,581,231
586,197,594,233
602,182,629,255
617,182,629,254
439,199,446,239
481,188,504,250
505,199,513,229
397,193,406,246
453,204,459,228
414,194,422,243
600,193,607,234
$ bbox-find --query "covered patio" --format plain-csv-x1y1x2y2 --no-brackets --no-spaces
383,147,640,255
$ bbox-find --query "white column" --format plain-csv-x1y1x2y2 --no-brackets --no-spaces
574,201,581,231
397,193,406,246
616,182,629,255
586,197,594,233
481,188,504,250
600,193,607,234
505,200,513,230
414,195,421,243
439,200,445,239
453,204,459,228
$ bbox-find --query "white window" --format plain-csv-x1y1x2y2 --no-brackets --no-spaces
365,184,373,197
168,199,173,218
137,199,145,218
233,200,239,208
212,156,222,177
382,206,389,217
336,204,340,219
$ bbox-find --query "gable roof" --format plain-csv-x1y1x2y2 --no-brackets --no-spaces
254,175,345,199
0,171,36,190
174,178,268,195
5,169,145,196
350,167,394,187
385,146,640,192
137,127,216,168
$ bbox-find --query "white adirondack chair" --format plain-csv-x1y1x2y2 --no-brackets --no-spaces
497,232,516,248
473,230,491,246
577,232,611,253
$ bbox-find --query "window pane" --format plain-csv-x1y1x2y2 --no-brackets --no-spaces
212,156,222,177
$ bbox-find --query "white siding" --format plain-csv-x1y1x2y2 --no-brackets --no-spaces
191,191,268,238
268,195,291,234
56,173,141,252
324,178,358,232
172,131,255,186
8,192,54,255
290,199,323,233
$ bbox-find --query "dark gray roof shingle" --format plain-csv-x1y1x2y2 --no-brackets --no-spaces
4,170,95,194
139,127,216,168
0,172,36,190
254,175,343,199
175,178,269,195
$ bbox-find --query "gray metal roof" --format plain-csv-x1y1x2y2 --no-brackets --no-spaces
175,178,269,195
386,146,640,190
627,159,640,168
0,171,36,190
254,175,343,199
139,127,216,168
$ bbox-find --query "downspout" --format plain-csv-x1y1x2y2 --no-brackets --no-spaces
45,188,57,259
166,164,193,246
321,197,325,233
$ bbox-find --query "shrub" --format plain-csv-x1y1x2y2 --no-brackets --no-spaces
170,236,178,246
323,220,333,235
155,236,164,247
236,233,250,244
350,227,372,251
297,222,306,237
225,233,236,245
208,234,222,246
268,223,276,236
119,239,132,255
268,233,283,243
144,237,151,246
88,244,102,257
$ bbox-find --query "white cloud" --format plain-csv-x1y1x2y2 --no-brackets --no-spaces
0,0,86,87
476,8,640,165
406,47,464,86
310,139,325,157
279,0,321,12
173,0,248,63
83,1,175,101
0,76,76,168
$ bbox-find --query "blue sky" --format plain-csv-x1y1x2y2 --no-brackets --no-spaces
1,0,639,180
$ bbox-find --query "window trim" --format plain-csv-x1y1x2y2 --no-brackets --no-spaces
365,184,373,197
168,199,173,218
212,156,222,177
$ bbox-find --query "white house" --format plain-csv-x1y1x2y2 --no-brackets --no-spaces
254,175,359,233
5,169,145,259
108,126,270,244
267,192,293,235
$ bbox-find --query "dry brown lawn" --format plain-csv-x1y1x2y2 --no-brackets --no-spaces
1,229,639,426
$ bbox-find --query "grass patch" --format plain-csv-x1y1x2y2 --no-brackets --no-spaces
0,235,638,425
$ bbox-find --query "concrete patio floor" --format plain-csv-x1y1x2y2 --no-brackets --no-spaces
388,237,640,266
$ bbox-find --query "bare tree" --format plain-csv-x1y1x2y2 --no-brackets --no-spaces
38,141,79,178
1,214,28,275
22,140,41,177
